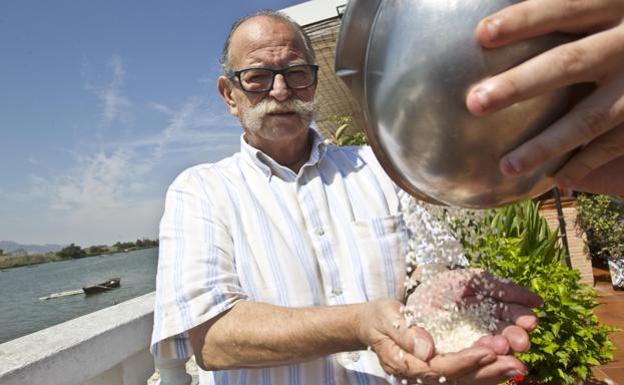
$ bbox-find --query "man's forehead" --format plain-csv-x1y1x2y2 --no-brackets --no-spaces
229,16,306,62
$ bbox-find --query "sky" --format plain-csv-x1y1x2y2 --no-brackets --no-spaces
0,0,306,246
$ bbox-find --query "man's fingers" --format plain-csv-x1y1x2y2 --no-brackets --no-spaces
475,315,531,353
498,75,624,178
458,355,527,385
387,346,497,382
474,334,510,355
379,337,497,380
399,325,436,361
489,302,539,331
467,26,624,116
470,271,543,308
492,323,532,353
502,324,531,353
475,0,624,48
374,338,427,377
427,346,497,378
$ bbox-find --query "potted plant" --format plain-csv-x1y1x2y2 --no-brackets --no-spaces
326,115,368,146
575,194,624,290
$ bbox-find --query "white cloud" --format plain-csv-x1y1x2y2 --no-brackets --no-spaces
31,149,143,210
35,97,238,213
115,97,240,162
86,54,132,127
19,95,240,246
148,101,173,115
153,97,239,152
20,148,162,245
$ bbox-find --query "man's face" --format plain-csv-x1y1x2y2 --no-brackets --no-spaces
219,17,317,148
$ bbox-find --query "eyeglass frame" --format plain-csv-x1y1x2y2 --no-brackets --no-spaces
226,64,319,93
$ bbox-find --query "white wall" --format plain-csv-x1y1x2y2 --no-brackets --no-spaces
0,292,155,385
281,0,347,26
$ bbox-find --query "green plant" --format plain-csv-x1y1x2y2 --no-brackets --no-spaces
327,115,368,146
449,201,617,384
575,194,624,261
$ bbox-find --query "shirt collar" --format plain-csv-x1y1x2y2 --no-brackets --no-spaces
240,128,327,180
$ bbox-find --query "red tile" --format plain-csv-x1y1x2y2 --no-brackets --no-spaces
593,266,624,384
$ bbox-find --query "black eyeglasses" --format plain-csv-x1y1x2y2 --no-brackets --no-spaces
227,64,319,93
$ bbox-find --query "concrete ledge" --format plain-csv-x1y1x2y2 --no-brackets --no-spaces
0,292,155,385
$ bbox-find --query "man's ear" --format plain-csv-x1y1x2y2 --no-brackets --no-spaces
218,76,239,117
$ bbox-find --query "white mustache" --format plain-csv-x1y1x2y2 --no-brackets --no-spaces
254,98,317,118
242,98,318,132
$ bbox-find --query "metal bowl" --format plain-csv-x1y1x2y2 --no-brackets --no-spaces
335,0,579,208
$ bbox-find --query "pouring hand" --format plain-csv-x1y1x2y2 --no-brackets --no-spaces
467,0,624,195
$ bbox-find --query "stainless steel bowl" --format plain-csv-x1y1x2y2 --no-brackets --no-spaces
335,0,579,208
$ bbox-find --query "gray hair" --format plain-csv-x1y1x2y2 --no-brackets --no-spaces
219,10,316,74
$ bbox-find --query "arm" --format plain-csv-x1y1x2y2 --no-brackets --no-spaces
189,300,367,370
189,298,442,371
467,0,624,194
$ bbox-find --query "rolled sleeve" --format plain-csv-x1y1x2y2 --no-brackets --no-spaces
150,167,247,359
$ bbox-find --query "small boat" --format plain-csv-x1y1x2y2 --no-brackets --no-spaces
82,277,121,295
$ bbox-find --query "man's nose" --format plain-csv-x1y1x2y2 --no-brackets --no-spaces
268,74,291,101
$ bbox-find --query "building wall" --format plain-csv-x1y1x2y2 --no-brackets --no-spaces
303,17,366,138
281,0,347,26
539,198,594,285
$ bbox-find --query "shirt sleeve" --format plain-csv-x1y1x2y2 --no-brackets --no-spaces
150,166,247,359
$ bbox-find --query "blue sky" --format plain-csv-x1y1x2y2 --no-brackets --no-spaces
0,0,305,246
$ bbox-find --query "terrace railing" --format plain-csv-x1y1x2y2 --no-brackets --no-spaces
0,292,192,385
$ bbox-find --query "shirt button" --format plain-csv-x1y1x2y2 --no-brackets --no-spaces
348,352,360,362
331,287,343,296
315,227,325,236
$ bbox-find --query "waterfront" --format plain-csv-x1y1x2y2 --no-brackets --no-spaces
0,248,158,343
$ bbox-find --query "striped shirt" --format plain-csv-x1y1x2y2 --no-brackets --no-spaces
151,129,409,385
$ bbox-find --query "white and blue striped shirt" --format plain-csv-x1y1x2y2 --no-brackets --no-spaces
151,129,409,385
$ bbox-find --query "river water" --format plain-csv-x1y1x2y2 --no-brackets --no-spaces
0,248,158,344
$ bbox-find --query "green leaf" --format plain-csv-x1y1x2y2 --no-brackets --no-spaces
574,365,588,380
543,344,558,354
585,357,601,366
551,322,561,336
334,123,349,140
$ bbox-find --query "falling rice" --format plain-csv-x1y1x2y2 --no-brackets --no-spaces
400,196,503,354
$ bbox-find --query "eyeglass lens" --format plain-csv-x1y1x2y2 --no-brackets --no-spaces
239,65,316,92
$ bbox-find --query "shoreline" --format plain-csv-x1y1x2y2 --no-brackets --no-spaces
0,246,158,270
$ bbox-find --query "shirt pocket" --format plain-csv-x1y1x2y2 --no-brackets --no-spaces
350,213,407,300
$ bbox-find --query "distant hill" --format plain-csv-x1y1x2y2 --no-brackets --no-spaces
0,241,65,254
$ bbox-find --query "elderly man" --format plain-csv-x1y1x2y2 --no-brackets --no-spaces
150,11,542,385
151,2,624,384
